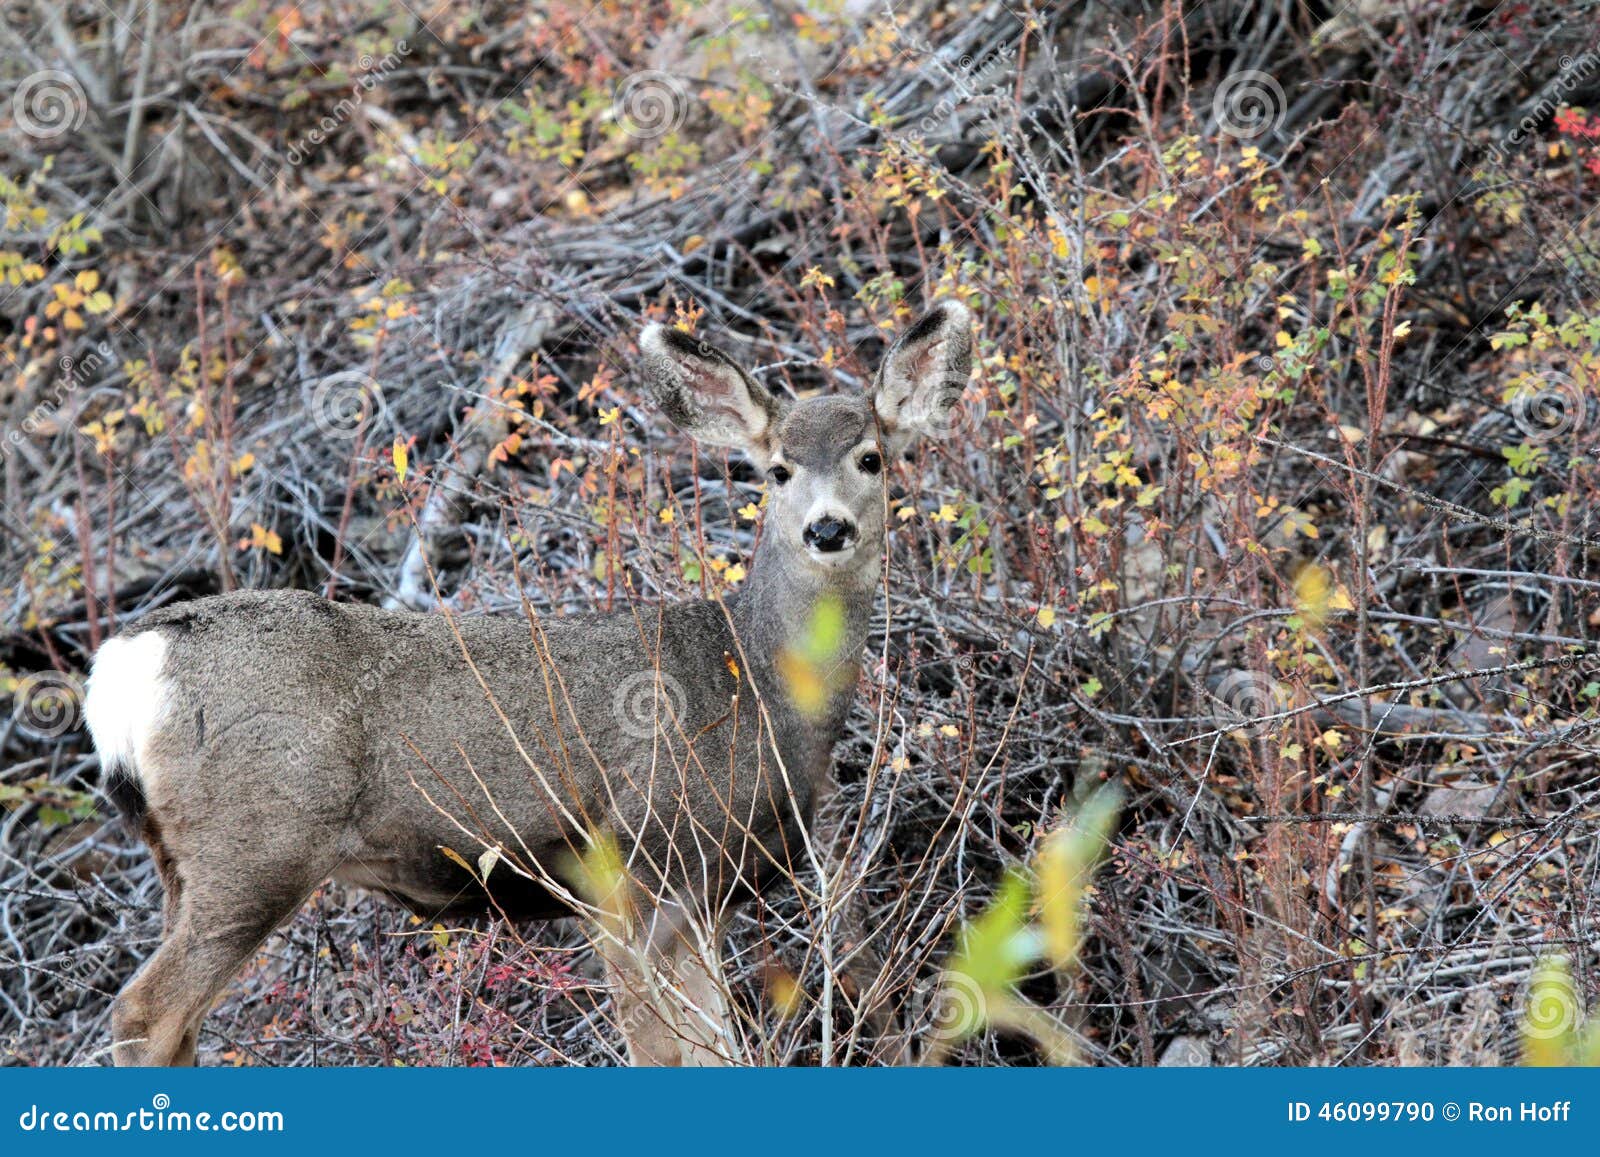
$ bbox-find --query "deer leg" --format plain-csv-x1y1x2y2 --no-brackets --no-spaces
670,926,734,1066
599,941,681,1067
112,826,325,1066
602,904,735,1066
113,910,265,1065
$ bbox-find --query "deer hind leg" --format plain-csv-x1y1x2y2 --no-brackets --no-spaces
602,903,735,1067
112,816,329,1066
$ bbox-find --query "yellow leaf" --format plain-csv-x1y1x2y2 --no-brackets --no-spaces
1035,787,1121,970
776,650,826,717
1293,562,1333,623
392,436,408,483
240,523,283,555
1037,606,1057,628
766,968,803,1018
478,846,500,880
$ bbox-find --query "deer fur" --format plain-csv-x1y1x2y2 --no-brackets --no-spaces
84,301,974,1066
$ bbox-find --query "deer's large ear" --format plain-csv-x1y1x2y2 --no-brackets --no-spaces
640,325,785,465
871,301,974,453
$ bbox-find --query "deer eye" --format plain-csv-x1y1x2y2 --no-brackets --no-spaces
769,464,792,485
858,451,882,475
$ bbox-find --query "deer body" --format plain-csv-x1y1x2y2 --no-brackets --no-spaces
85,303,972,1066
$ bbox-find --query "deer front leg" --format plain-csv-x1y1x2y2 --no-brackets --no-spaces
600,903,734,1066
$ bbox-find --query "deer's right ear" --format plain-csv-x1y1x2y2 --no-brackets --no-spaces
640,325,784,465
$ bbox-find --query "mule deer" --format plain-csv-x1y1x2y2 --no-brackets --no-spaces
85,301,973,1066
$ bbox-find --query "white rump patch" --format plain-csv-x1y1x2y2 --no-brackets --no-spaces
85,632,172,790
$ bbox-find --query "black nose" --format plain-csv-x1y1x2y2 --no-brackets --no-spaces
803,517,856,552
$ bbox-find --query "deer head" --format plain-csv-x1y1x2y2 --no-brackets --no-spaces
639,301,974,577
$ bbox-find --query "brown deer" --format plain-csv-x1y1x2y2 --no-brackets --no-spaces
84,302,973,1066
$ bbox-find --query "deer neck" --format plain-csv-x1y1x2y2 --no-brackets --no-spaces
729,535,877,751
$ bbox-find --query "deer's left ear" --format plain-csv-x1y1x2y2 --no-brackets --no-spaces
640,324,785,467
871,301,974,453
